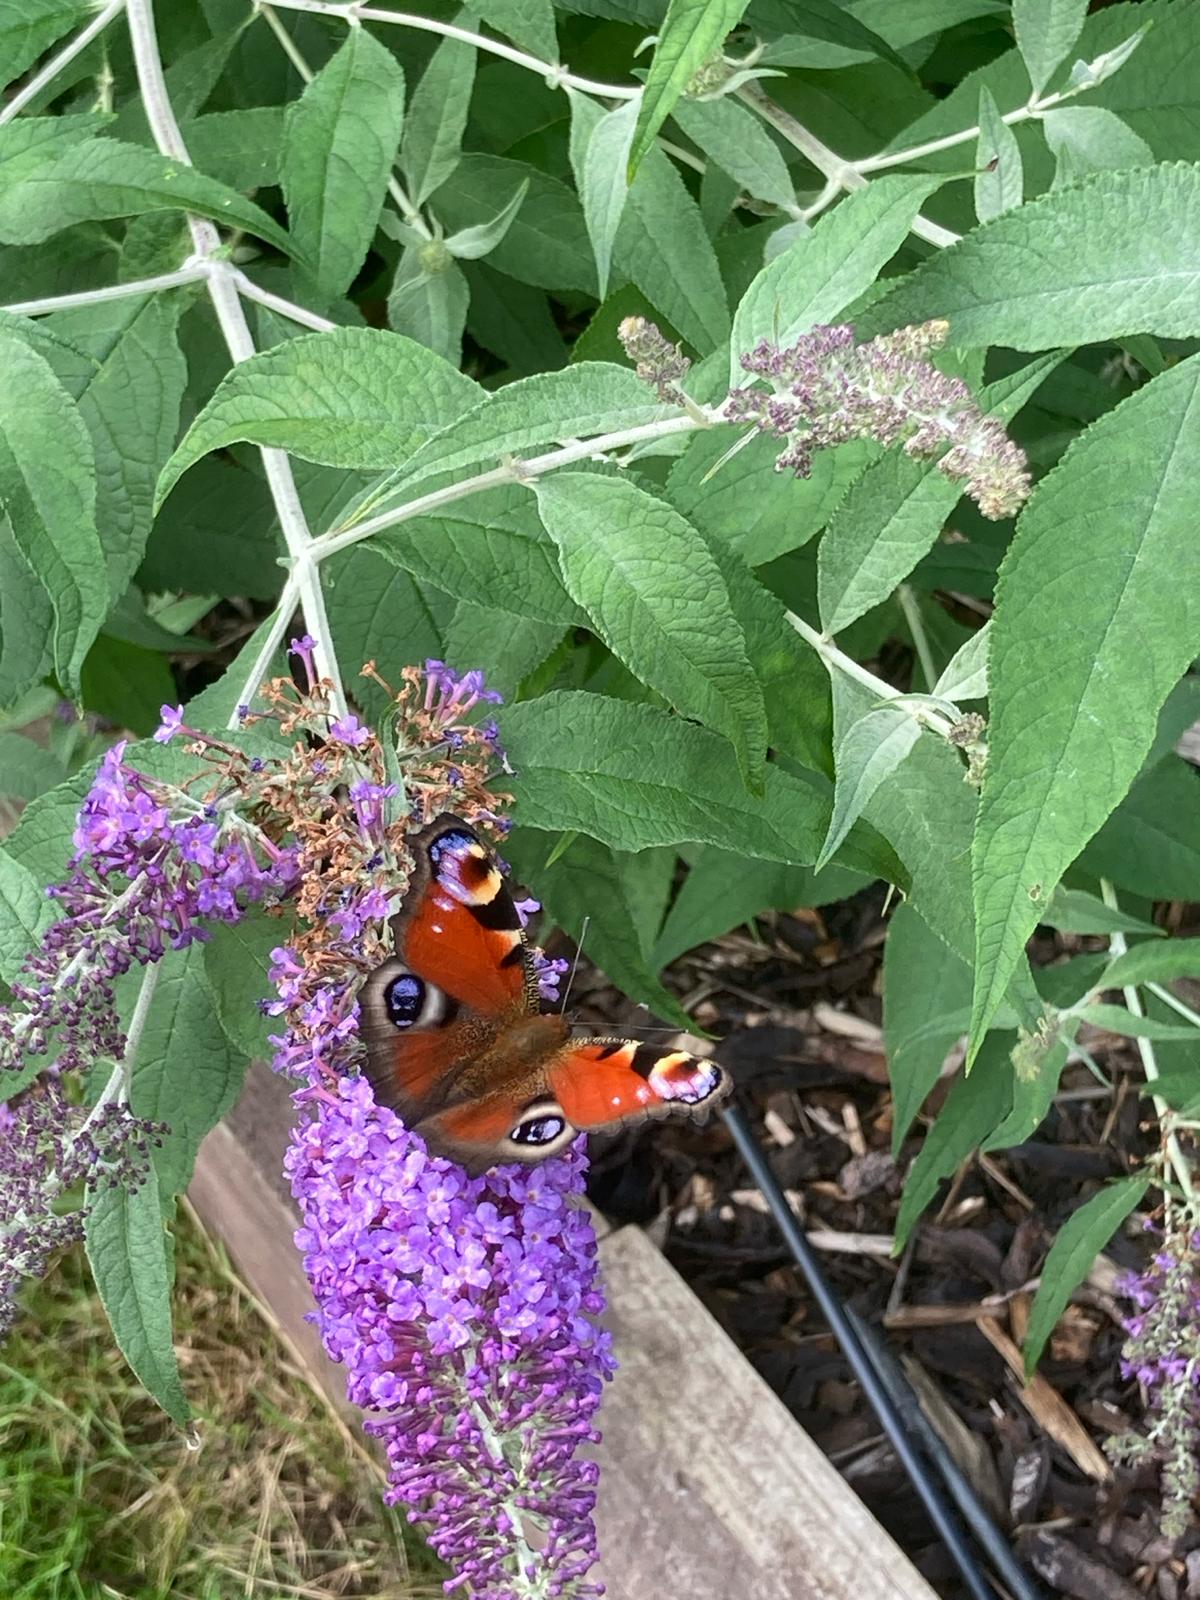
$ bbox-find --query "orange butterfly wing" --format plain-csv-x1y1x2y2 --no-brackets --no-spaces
546,1039,730,1132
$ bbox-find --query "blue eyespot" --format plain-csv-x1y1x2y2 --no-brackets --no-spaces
429,830,474,868
385,974,424,1029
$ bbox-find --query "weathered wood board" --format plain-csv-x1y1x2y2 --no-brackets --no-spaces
189,1063,938,1600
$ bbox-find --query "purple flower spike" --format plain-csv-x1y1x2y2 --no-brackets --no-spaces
287,1076,613,1599
154,704,185,744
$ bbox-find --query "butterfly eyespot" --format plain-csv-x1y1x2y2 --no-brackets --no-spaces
385,974,425,1028
511,1113,566,1146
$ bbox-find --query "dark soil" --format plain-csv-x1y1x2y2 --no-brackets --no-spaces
566,887,1200,1600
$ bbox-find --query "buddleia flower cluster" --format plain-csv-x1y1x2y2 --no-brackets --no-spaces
1109,1216,1200,1536
0,734,299,1337
1,643,614,1597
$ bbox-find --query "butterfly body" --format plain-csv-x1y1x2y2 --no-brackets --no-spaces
362,813,731,1175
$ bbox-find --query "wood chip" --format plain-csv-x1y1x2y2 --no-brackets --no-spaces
763,1107,796,1148
977,1316,1112,1481
812,1001,885,1048
900,1354,1007,1523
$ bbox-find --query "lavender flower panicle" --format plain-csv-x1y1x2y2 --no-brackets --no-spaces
721,320,1031,518
1110,1221,1200,1536
287,1079,612,1599
616,315,691,404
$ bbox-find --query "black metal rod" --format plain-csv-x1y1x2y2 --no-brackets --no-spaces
845,1308,1044,1600
722,1102,1030,1600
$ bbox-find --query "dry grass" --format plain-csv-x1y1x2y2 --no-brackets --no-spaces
0,1203,445,1600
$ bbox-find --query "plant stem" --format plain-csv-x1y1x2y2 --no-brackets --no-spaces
2,263,207,317
855,89,1070,175
736,84,961,248
1100,879,1196,1207
230,268,337,332
784,610,956,738
256,0,642,100
0,0,126,122
310,412,707,561
1148,983,1200,1032
124,0,347,718
223,576,302,732
897,584,937,690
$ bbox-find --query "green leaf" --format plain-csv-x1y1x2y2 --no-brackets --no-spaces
375,486,581,625
85,1166,190,1425
501,690,896,878
1043,887,1163,938
1024,1176,1149,1374
865,166,1200,351
894,1032,1015,1248
388,252,470,365
465,0,556,60
933,624,990,703
975,84,1023,222
47,293,188,604
670,94,796,212
0,0,90,90
819,692,921,872
181,107,286,191
1141,1064,1200,1117
80,634,177,737
535,473,768,790
124,947,247,1202
325,547,453,718
1081,755,1200,900
0,113,112,187
1100,937,1200,991
818,354,1061,634
628,0,750,181
1075,1003,1200,1043
0,844,55,983
142,457,282,603
1013,0,1088,97
0,331,104,697
1042,106,1154,188
667,430,869,566
653,845,863,969
729,173,941,386
613,138,730,355
281,28,406,297
571,95,638,301
203,910,281,1060
884,903,974,1155
431,155,596,293
0,731,65,803
506,829,696,1029
371,361,676,504
155,328,480,504
0,138,301,261
970,354,1200,1059
446,178,529,260
401,27,475,209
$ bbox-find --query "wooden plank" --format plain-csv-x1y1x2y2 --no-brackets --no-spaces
189,1064,936,1600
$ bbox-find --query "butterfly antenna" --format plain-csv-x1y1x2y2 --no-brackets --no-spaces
560,916,590,1012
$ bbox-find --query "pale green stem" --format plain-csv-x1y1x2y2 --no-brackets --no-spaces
736,83,961,248
1148,983,1200,1032
254,0,642,99
2,263,207,317
255,1,430,234
223,573,301,731
0,0,126,122
1100,879,1196,1207
229,267,336,332
125,0,348,718
80,961,162,1138
855,87,1073,175
784,610,956,738
311,412,708,561
897,584,937,690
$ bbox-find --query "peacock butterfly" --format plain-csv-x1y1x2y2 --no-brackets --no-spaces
361,813,730,1175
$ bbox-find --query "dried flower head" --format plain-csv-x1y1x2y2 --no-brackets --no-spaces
617,315,691,404
725,320,1032,518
